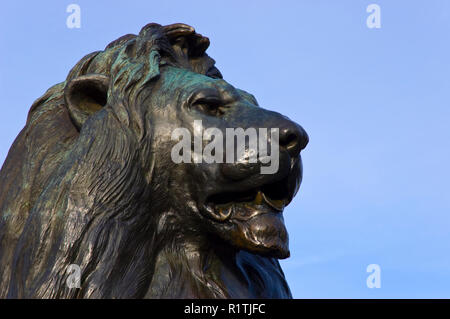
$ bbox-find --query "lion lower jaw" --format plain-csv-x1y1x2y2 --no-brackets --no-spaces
203,192,286,223
194,203,290,262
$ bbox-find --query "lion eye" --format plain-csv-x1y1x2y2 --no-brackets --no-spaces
192,98,225,116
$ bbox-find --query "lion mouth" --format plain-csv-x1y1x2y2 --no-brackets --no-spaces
204,177,290,221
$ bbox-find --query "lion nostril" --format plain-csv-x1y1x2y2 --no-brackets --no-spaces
284,133,298,148
280,131,300,155
279,125,308,157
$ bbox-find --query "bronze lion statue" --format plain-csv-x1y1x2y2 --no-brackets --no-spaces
0,23,308,298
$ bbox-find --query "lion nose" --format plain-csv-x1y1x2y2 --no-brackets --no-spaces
278,120,309,157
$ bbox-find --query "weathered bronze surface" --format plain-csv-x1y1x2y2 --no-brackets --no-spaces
0,23,308,298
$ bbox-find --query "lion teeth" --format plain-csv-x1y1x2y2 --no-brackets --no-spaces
261,192,285,211
254,191,263,205
223,205,233,220
214,204,233,222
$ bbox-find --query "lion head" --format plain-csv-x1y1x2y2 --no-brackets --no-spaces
0,23,308,298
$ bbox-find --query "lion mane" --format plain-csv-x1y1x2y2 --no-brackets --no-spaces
0,23,291,298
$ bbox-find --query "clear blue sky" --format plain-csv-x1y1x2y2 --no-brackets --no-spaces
1,1,449,298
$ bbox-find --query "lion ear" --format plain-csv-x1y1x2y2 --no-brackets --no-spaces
65,74,109,129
